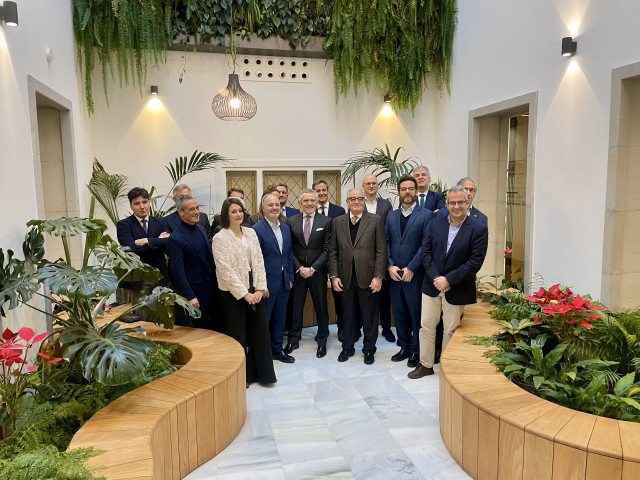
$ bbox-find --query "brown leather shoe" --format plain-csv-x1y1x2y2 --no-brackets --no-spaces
408,364,434,379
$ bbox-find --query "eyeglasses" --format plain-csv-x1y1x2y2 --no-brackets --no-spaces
399,187,416,192
363,182,378,186
347,197,365,202
447,200,468,207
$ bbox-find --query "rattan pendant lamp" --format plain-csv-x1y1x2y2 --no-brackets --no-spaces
212,7,257,121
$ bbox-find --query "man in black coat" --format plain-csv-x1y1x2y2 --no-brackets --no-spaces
409,186,488,379
164,184,213,240
116,187,170,297
167,195,216,329
284,189,333,358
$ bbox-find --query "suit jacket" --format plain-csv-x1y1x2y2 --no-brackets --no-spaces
385,205,433,275
328,211,387,289
421,215,488,305
168,222,215,303
417,190,446,211
288,212,332,273
164,211,213,240
116,214,169,283
282,206,300,218
437,205,488,227
253,218,295,292
317,202,345,219
212,227,267,300
374,197,393,222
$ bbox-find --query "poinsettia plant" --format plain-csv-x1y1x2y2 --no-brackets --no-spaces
524,284,604,337
0,327,61,433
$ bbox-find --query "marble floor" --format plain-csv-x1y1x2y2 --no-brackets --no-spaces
184,325,471,480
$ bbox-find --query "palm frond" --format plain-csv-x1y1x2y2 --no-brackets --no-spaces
87,158,128,228
342,145,418,190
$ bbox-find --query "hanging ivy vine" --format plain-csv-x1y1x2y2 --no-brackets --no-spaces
73,0,173,115
73,0,456,115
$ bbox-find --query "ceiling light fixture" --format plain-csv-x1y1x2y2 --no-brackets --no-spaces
0,1,18,27
561,36,577,57
212,6,257,122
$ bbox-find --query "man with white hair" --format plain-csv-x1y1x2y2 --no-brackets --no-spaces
413,166,445,212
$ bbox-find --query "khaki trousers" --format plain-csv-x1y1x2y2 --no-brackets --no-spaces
419,292,465,368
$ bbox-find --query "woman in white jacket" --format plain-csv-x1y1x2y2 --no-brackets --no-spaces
212,197,276,385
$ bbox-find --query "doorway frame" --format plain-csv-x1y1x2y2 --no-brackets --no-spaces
468,92,538,291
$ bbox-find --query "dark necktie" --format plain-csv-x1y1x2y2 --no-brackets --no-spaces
318,206,326,216
303,215,312,244
141,218,148,233
419,194,425,208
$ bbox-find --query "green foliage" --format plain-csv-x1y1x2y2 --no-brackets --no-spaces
0,344,179,480
428,178,450,197
325,0,457,113
38,264,119,300
73,0,173,115
87,159,128,228
342,144,418,190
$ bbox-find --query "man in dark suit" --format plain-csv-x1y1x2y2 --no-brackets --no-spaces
409,186,488,379
253,192,296,363
167,195,216,328
413,166,446,212
436,177,488,227
362,173,395,343
211,188,251,235
328,188,387,365
313,179,347,340
275,182,300,219
285,189,332,358
116,187,171,308
313,179,345,219
386,175,433,368
164,184,213,240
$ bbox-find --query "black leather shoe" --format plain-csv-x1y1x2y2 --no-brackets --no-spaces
407,353,420,368
337,349,354,362
316,345,327,358
272,351,295,363
338,329,344,343
382,329,396,343
408,364,434,379
283,343,299,354
364,352,375,365
391,349,411,362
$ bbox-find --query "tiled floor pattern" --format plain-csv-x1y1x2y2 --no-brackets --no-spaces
185,325,470,480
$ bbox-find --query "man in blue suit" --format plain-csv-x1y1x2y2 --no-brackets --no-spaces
386,175,433,368
254,193,296,363
167,195,216,329
409,186,488,379
117,187,170,298
413,166,445,212
275,182,300,219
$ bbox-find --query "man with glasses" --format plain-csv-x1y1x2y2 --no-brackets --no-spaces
328,189,387,365
386,175,434,368
409,186,488,379
362,173,395,343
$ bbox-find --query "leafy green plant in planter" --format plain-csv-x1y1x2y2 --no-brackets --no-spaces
88,151,227,229
0,219,197,387
342,144,418,191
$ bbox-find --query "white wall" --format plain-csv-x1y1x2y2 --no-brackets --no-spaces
0,0,91,330
87,50,437,216
435,0,640,297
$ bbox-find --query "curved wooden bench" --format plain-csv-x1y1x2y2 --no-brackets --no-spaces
440,303,640,480
68,318,246,480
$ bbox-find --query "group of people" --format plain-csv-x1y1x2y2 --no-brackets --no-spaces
116,167,488,385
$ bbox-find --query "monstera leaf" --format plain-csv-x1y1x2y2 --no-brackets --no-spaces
0,249,40,317
130,286,200,329
27,217,107,238
38,263,118,298
60,323,153,385
93,240,163,284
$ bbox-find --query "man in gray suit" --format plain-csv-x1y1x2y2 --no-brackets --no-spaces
328,188,387,365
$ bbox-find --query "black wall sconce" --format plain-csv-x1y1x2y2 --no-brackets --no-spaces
561,36,577,57
384,93,391,103
0,1,18,27
150,85,159,95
